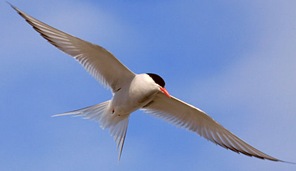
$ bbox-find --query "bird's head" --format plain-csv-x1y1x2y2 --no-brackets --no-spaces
147,73,170,98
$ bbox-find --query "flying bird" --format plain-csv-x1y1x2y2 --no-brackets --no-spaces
10,4,291,162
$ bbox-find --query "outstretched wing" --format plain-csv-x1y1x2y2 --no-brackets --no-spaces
143,93,283,162
11,4,135,92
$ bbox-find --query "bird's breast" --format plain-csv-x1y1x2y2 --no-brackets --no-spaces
128,74,159,104
110,74,159,116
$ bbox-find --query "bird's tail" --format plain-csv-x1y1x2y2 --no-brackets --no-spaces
52,100,129,160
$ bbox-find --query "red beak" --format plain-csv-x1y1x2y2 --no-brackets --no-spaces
160,87,171,98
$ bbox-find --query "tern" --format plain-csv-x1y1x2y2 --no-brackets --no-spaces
10,4,291,162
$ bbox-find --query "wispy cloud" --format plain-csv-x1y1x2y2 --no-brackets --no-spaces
1,1,296,171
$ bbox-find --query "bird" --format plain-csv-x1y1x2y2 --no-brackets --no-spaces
10,3,291,163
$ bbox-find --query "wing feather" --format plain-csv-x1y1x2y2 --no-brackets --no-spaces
143,93,283,162
11,5,135,92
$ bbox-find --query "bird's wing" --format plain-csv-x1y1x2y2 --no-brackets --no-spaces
143,93,282,162
11,5,135,92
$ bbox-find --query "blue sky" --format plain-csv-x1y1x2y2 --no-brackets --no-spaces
1,1,296,170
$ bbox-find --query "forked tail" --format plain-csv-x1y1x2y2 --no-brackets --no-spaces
53,100,129,160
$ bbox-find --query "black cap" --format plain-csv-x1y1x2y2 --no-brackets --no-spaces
147,73,165,87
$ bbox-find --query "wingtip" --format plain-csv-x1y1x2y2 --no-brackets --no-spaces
279,160,296,165
260,157,295,164
7,2,25,17
7,1,17,10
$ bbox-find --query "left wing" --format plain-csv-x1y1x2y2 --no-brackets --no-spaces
11,4,135,92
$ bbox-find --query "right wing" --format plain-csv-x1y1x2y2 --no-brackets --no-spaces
143,93,286,162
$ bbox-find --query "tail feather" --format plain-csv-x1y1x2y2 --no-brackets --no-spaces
53,100,130,160
52,101,110,118
52,101,111,127
110,117,129,160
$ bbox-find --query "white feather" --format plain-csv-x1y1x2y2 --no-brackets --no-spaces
143,93,283,162
53,101,129,159
10,4,135,92
11,3,291,163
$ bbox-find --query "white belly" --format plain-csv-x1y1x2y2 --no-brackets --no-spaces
109,74,159,116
